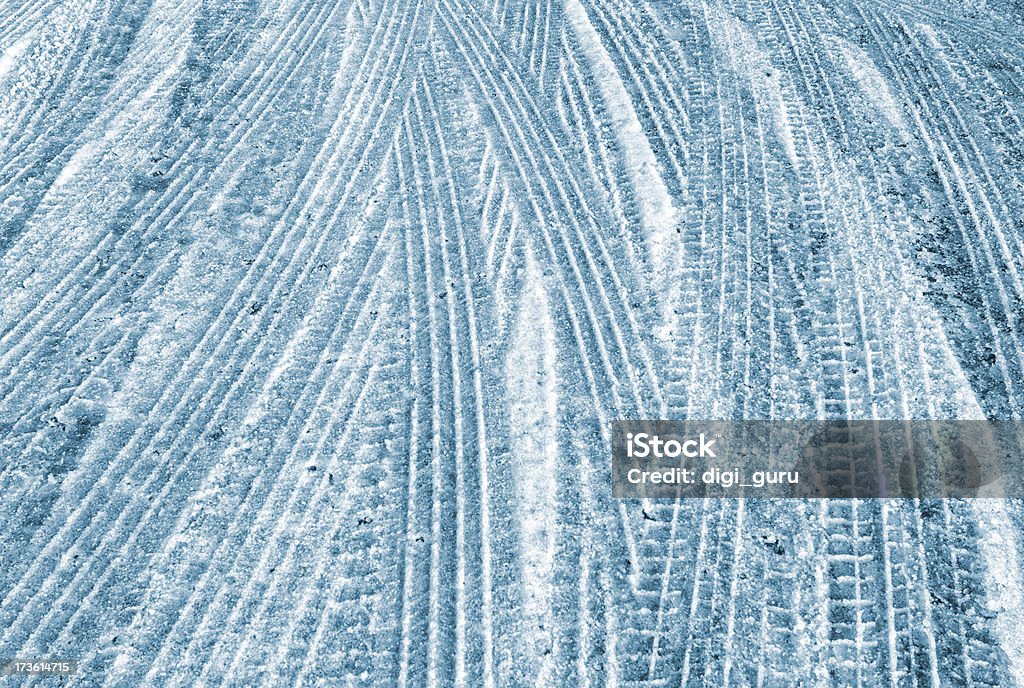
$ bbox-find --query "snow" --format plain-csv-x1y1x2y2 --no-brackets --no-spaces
506,248,559,685
0,35,31,81
973,500,1024,686
704,2,801,169
566,0,680,282
831,36,910,134
2,0,1024,683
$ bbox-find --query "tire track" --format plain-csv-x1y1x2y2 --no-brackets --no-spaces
0,0,429,660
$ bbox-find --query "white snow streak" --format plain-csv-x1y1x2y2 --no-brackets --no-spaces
0,35,31,81
831,37,910,134
973,500,1024,687
506,248,559,686
704,2,800,169
566,0,680,282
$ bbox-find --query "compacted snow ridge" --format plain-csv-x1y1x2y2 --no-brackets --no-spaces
2,0,1024,684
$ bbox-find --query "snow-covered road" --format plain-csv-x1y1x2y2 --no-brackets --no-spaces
2,0,1024,683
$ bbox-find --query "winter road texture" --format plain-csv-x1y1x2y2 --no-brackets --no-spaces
2,0,1024,685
